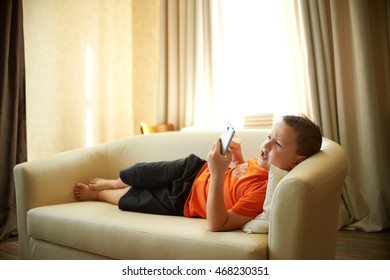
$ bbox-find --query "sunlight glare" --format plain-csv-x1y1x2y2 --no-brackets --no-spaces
85,44,93,147
216,0,299,128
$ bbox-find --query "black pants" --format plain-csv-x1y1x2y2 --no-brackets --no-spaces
118,154,206,216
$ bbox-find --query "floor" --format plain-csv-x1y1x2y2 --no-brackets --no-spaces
0,235,19,260
1,229,390,260
335,229,390,260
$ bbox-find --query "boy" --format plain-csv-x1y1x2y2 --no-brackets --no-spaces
74,115,322,232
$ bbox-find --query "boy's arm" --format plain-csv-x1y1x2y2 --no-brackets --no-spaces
206,139,253,232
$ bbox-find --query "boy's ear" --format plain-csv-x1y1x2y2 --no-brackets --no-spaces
291,156,307,169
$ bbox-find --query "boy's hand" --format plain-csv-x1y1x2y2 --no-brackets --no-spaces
207,138,232,177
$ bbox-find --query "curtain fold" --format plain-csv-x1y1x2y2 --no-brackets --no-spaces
297,0,390,231
0,0,27,240
298,0,340,141
158,0,220,129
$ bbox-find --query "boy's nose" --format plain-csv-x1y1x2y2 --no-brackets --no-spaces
264,141,272,151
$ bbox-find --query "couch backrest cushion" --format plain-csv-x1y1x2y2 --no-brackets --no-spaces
104,130,269,178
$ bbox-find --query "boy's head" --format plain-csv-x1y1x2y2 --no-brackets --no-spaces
258,115,322,171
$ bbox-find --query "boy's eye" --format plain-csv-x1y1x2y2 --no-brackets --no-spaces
276,141,283,148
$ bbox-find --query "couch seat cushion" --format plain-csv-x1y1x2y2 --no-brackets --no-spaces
27,201,268,259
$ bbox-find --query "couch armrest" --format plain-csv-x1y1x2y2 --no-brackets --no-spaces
268,138,348,259
14,145,107,259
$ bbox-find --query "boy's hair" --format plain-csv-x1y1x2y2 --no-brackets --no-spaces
282,115,322,157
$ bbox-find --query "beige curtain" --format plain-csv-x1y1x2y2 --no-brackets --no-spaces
23,0,133,160
296,0,390,231
158,0,221,129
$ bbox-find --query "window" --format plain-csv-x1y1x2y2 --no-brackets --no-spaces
211,0,302,129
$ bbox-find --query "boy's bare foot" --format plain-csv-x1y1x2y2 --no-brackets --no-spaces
88,178,123,190
74,183,99,201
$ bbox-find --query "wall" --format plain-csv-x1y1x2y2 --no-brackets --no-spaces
132,0,160,135
23,0,159,159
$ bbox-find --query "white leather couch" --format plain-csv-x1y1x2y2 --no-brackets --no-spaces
14,130,348,259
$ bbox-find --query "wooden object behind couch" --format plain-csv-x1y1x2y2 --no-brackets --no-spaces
140,122,175,134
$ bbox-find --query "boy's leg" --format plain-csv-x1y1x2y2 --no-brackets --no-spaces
98,187,130,205
75,154,206,215
73,156,192,206
119,154,206,215
89,178,129,191
74,182,130,205
119,155,201,189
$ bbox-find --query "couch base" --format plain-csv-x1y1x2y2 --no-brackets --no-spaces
29,239,114,260
27,201,268,260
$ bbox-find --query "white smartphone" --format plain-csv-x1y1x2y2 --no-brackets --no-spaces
220,122,235,156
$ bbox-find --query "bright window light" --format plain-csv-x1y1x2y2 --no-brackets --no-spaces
213,0,300,128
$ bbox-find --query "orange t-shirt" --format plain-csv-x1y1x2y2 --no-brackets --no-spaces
183,158,268,218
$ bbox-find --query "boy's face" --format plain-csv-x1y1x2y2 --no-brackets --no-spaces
258,120,306,171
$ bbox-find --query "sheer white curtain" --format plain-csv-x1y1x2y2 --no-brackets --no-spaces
158,0,304,130
215,0,307,127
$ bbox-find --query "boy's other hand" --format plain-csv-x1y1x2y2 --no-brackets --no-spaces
229,135,244,165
